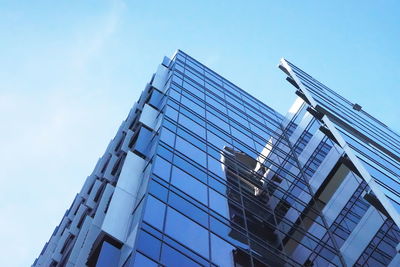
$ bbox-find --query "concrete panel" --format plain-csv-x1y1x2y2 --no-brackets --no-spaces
101,187,135,242
101,152,146,242
152,64,169,92
139,104,159,130
116,152,146,196
67,216,92,266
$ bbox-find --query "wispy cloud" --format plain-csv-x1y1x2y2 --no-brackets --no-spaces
72,0,126,73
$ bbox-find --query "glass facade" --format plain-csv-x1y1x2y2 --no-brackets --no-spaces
281,59,400,226
34,51,400,267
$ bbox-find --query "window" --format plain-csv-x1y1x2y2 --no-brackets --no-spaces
185,68,204,85
231,127,254,149
159,127,175,146
132,126,153,158
181,94,205,117
209,189,230,219
210,217,248,250
148,179,168,202
147,89,164,110
136,230,161,261
207,130,231,151
160,244,202,267
173,156,207,183
210,233,236,267
95,241,121,267
152,156,171,182
178,114,206,138
206,111,230,132
207,156,226,179
183,80,205,100
206,95,226,113
143,196,166,229
206,81,225,99
170,166,208,205
165,208,209,257
164,105,178,121
133,252,158,267
177,128,206,151
175,136,206,166
205,71,222,86
168,191,208,227
172,73,183,86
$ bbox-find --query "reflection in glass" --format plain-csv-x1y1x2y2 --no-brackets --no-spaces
136,230,161,261
143,195,166,230
132,252,158,267
171,166,208,204
175,136,206,166
161,244,202,267
152,156,171,182
165,208,209,258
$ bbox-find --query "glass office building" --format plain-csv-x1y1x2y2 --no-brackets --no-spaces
34,51,400,267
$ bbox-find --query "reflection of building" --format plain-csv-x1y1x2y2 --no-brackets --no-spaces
221,146,284,266
34,51,400,267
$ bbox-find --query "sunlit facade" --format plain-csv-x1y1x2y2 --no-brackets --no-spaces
34,51,400,267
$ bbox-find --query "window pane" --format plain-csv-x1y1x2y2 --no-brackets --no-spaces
178,114,206,138
183,81,204,100
143,195,166,229
210,217,248,250
175,136,206,166
207,130,231,151
159,127,175,146
168,191,208,227
148,179,168,202
207,155,226,179
177,128,206,151
209,189,230,219
165,208,209,257
206,95,226,113
206,111,230,132
170,166,208,205
210,233,236,267
96,242,121,267
152,156,171,182
132,252,158,267
161,244,202,267
181,95,205,117
173,156,207,183
136,230,161,261
165,105,178,121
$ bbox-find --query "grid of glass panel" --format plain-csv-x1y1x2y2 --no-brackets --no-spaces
355,219,400,266
283,59,400,226
34,53,400,267
127,51,350,267
306,181,370,264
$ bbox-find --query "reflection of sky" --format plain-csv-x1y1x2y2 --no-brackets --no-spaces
211,233,235,267
2,1,400,266
171,167,208,204
210,189,230,218
165,208,209,258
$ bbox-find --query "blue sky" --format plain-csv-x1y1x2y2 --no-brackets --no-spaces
1,1,399,266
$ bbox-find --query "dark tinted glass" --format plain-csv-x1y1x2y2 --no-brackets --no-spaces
165,208,209,257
